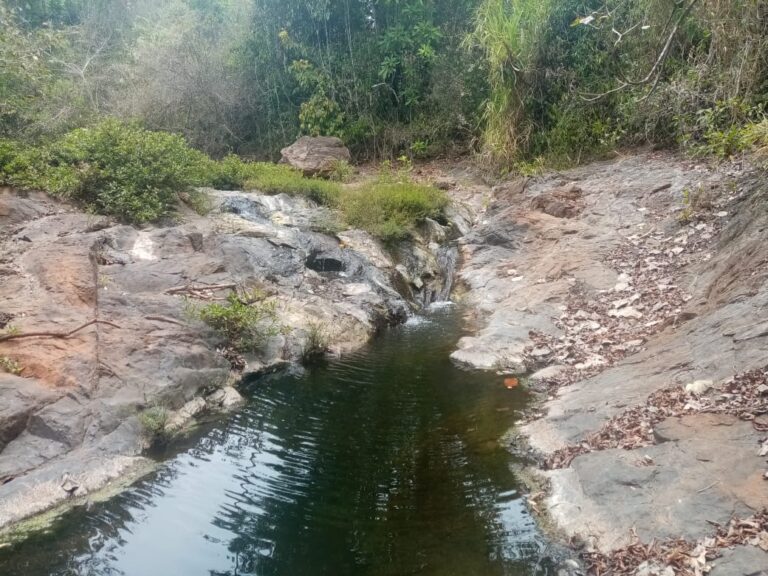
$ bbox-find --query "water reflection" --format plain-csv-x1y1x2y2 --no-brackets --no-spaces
0,308,552,576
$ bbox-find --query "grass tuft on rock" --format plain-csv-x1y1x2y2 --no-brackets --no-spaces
138,406,169,442
340,181,448,241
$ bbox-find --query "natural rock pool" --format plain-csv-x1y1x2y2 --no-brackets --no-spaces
0,308,552,575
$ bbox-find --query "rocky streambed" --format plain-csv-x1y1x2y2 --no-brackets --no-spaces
0,185,461,534
1,150,768,575
440,152,768,575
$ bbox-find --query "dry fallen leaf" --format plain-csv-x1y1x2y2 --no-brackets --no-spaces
504,377,519,389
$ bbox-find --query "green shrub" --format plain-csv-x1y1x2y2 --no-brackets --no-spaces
194,290,279,352
341,181,448,241
0,119,210,224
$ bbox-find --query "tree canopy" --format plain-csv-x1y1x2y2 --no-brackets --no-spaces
1,0,766,164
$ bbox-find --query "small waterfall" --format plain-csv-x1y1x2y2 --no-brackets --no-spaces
434,244,458,303
414,243,458,307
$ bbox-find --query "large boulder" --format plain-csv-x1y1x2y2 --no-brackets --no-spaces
280,136,351,176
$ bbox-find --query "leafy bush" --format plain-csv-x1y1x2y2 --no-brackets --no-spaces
193,290,279,353
341,181,448,241
1,119,211,223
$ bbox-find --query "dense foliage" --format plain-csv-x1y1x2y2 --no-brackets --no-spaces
0,120,209,223
468,0,768,165
1,0,766,169
0,0,486,159
0,119,448,238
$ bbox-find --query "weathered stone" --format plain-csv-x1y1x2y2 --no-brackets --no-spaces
543,414,768,552
451,153,768,558
279,136,351,176
530,183,583,219
0,375,59,452
710,546,768,575
685,379,714,395
0,183,416,530
166,397,207,431
206,386,244,410
529,365,567,383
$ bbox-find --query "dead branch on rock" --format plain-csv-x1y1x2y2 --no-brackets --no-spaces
0,319,121,343
144,315,186,327
164,283,237,300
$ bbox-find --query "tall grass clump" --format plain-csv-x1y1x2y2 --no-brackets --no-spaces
207,154,341,205
465,0,553,163
341,181,448,241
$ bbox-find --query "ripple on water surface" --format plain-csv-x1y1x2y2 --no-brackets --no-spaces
0,308,552,576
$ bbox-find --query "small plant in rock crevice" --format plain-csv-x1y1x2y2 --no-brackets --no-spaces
300,321,329,365
138,405,169,443
678,184,715,224
2,325,21,337
191,289,280,353
0,356,22,375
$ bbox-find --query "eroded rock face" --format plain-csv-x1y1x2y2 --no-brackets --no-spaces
529,182,583,218
279,136,351,176
0,186,411,529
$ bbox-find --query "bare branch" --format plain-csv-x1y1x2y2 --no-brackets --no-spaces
0,319,121,343
579,0,702,102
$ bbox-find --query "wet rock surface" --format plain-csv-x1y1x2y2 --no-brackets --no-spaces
0,186,417,529
446,153,768,571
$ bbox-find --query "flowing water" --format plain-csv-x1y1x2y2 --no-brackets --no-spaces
0,307,553,576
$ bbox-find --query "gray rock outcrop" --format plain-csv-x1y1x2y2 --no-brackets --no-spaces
0,185,415,530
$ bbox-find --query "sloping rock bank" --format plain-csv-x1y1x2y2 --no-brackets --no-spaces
449,153,768,574
0,187,452,532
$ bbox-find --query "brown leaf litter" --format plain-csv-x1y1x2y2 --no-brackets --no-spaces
583,510,768,576
522,201,729,397
545,367,768,469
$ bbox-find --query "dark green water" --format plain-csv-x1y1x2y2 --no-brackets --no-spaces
0,307,552,576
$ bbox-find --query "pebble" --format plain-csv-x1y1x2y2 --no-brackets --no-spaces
685,379,714,395
609,306,643,319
